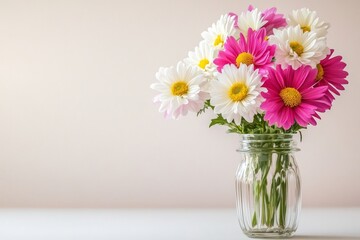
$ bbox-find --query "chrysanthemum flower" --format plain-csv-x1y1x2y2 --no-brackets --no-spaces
288,8,329,37
201,14,238,51
185,41,217,80
210,64,264,125
214,28,275,75
150,62,208,119
314,49,349,103
261,65,331,130
237,8,266,37
248,5,287,35
269,25,329,70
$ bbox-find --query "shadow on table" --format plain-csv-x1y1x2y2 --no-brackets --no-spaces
293,235,360,240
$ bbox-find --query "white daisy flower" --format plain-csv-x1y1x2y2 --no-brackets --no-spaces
201,14,238,50
184,41,217,80
210,64,264,125
269,25,329,69
238,8,267,37
150,62,208,119
288,8,329,37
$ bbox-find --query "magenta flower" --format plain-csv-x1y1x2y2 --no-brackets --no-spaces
261,65,331,130
314,49,349,105
213,28,275,75
248,5,287,35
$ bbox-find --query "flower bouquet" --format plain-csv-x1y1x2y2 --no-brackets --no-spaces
151,5,348,238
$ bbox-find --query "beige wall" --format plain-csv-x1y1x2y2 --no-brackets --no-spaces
0,0,359,208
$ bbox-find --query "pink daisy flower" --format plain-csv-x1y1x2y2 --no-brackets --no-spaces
248,5,287,35
213,28,275,75
314,49,349,104
261,65,331,130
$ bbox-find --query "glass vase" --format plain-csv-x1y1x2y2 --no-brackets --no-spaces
236,134,301,238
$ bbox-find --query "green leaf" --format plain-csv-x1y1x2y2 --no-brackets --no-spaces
209,114,227,127
207,112,307,135
196,100,214,116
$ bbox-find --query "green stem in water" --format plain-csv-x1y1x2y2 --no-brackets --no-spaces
252,151,290,229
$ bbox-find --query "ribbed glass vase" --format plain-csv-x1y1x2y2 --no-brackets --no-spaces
235,134,301,238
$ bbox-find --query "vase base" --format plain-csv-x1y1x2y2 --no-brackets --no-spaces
244,228,296,238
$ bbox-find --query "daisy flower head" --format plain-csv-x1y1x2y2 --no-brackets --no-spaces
269,25,329,70
210,64,264,125
288,8,330,38
213,28,275,75
261,65,331,130
237,8,267,37
248,5,287,35
184,41,217,80
150,62,209,119
314,49,349,103
201,14,238,51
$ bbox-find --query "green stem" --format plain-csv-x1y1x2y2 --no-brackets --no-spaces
279,154,289,229
253,151,290,229
250,135,291,230
252,179,261,227
279,179,287,229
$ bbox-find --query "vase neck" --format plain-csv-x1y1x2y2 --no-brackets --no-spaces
238,134,300,153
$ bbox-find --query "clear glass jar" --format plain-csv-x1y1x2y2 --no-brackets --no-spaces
236,134,301,238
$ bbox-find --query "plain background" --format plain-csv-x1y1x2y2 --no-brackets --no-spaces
0,0,359,208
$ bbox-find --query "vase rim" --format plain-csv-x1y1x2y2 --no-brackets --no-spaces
238,133,300,152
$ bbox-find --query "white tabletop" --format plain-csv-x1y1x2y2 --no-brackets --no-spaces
0,208,359,240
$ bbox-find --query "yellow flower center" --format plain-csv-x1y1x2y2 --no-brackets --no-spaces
171,81,189,96
236,52,254,67
316,64,324,81
198,58,210,69
289,41,304,56
301,25,311,32
279,87,302,108
228,82,248,102
214,35,224,47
